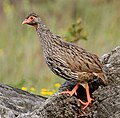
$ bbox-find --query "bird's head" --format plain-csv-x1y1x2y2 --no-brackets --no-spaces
22,13,40,27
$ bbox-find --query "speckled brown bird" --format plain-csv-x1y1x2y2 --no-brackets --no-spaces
22,13,107,109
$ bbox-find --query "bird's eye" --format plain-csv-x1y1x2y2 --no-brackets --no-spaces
30,17,33,20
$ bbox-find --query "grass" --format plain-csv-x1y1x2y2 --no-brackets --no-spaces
0,0,120,96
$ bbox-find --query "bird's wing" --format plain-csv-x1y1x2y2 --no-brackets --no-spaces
61,44,103,74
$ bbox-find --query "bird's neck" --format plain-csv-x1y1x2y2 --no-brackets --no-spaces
35,20,62,56
36,21,49,42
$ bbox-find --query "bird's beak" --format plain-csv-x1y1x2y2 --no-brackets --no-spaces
22,19,30,24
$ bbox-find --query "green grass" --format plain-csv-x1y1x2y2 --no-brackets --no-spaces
0,0,120,95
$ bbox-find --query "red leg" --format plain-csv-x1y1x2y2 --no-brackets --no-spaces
79,83,94,110
59,84,79,96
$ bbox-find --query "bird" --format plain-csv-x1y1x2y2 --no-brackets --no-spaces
22,13,107,109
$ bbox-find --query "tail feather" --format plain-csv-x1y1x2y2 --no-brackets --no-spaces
93,72,108,85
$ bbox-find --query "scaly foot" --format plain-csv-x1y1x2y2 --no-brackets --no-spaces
60,90,77,96
59,84,79,96
79,97,94,110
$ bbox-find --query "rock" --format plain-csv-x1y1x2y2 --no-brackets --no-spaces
0,84,46,118
0,46,120,118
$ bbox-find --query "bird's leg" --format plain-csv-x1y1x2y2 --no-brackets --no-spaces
59,84,79,96
79,83,94,110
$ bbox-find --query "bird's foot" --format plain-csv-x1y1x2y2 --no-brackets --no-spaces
60,90,77,96
79,97,94,110
59,84,79,96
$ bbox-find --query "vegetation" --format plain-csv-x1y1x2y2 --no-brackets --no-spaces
0,0,120,96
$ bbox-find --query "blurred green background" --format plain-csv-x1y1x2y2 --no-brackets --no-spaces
0,0,120,95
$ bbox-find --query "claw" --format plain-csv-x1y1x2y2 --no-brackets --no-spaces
60,90,74,96
79,98,94,110
59,84,79,96
60,83,94,110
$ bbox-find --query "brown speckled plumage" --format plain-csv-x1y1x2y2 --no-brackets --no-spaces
23,13,107,86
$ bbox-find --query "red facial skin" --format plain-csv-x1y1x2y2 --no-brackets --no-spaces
22,16,37,28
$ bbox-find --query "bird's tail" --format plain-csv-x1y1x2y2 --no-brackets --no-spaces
97,73,108,85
